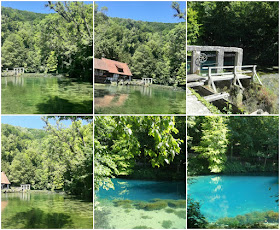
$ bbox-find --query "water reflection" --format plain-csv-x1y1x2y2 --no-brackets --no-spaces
3,76,25,86
94,84,186,114
2,192,31,201
188,175,279,221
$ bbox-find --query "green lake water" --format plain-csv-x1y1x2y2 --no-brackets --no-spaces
94,84,186,114
1,75,93,114
1,193,93,229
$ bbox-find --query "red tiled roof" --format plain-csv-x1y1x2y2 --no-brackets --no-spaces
94,58,109,71
94,58,132,76
1,172,10,184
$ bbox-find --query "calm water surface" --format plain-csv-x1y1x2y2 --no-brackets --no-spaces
95,84,186,114
2,75,93,114
95,178,186,229
188,175,279,222
1,193,93,229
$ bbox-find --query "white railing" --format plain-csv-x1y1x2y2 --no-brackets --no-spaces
202,65,262,92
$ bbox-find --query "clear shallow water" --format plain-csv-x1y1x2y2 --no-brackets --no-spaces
188,175,279,222
94,84,186,114
95,178,186,229
1,193,93,229
2,75,93,114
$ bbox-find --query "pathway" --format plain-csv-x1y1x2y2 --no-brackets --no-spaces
187,88,212,115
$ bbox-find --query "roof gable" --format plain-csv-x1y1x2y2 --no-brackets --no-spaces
1,172,10,184
94,58,132,76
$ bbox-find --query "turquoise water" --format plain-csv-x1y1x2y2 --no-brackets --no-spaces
95,179,186,229
188,175,279,222
97,178,186,201
95,84,186,114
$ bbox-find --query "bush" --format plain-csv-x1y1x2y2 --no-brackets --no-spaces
187,198,208,228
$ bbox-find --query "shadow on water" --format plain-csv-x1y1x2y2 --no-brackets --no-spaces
127,182,186,197
36,96,93,114
94,88,111,98
3,208,73,229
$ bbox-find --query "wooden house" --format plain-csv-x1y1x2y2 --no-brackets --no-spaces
1,172,11,189
94,58,132,83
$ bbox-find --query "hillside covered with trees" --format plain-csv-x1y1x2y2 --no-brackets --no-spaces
94,2,186,86
1,1,93,80
1,117,93,200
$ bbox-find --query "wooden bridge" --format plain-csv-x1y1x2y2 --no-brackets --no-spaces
205,65,262,92
187,65,262,103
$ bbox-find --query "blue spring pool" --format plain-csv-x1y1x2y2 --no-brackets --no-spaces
96,178,186,201
188,175,279,222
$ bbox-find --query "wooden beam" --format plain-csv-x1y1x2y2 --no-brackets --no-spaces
187,81,205,87
204,92,230,102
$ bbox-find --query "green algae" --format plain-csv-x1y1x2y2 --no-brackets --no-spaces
113,200,132,208
167,200,186,208
162,220,173,229
133,226,153,229
135,200,168,211
141,215,152,219
174,210,186,219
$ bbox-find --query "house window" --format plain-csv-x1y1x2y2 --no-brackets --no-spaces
117,66,124,73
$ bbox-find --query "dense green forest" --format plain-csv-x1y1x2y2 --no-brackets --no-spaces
187,1,279,67
1,1,93,80
187,116,279,175
94,3,186,86
1,117,93,200
94,116,186,192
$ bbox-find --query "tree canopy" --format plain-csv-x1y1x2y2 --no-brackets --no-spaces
1,117,93,200
188,116,279,175
94,116,186,191
1,2,93,80
187,1,279,66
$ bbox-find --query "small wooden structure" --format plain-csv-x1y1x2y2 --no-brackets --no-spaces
1,172,11,189
21,184,30,191
142,78,153,85
2,67,25,76
14,67,24,75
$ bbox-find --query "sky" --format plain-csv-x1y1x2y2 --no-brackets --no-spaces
96,1,186,23
1,1,186,23
1,116,86,129
1,1,92,14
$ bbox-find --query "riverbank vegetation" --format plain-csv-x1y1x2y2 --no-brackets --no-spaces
1,117,93,201
1,2,93,81
187,116,279,229
95,2,186,86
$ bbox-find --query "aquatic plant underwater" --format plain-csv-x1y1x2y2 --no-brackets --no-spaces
95,198,186,229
